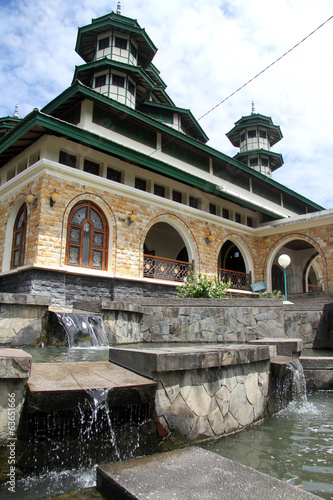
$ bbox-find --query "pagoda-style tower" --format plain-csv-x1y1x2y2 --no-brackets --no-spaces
72,11,207,142
226,105,283,177
73,12,169,110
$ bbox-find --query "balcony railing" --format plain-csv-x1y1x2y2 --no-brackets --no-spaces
218,268,252,291
307,284,322,293
143,254,194,282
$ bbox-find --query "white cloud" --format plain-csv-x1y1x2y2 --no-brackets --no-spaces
0,0,332,208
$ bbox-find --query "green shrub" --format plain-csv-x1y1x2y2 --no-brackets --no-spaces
260,290,285,300
175,272,231,298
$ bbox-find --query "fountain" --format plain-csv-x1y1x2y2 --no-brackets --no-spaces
48,312,109,347
0,301,332,498
0,384,159,499
268,357,308,415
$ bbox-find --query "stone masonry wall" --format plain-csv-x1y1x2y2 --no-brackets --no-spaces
139,302,285,343
103,299,285,345
1,170,332,292
103,298,333,348
0,293,331,347
0,294,51,346
155,360,270,441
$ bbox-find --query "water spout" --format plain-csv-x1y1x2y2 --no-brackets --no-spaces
84,388,121,461
55,313,108,347
269,357,307,415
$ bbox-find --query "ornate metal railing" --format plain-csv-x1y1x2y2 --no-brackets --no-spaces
217,268,252,290
143,254,194,282
308,284,322,293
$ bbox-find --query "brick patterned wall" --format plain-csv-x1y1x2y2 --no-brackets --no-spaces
1,172,332,293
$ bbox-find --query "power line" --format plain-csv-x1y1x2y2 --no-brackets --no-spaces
198,15,333,121
148,14,332,158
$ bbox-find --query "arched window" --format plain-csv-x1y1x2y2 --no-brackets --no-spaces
66,201,108,270
223,243,246,273
11,205,27,269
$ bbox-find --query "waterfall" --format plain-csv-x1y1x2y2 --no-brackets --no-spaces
55,313,109,347
18,389,155,474
84,389,120,461
286,358,307,402
269,357,307,415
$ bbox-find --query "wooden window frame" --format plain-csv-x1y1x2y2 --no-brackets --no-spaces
115,37,127,50
66,201,109,270
11,205,27,269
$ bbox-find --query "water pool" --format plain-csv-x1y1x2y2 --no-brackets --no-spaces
202,391,333,499
23,346,109,363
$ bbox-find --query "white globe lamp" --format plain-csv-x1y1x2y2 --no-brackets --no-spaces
278,254,291,300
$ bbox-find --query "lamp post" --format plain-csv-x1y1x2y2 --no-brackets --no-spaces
278,254,291,301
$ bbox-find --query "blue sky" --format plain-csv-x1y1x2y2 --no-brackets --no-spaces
0,0,332,208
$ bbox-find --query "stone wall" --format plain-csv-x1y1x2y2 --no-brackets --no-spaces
103,299,284,345
155,360,270,440
300,357,333,390
102,298,333,349
109,344,272,441
0,294,51,346
0,270,176,307
285,302,333,349
0,293,332,348
0,349,31,442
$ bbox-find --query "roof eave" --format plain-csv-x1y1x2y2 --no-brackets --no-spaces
0,110,324,214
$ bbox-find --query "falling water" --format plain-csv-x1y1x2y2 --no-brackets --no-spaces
83,388,121,461
55,313,109,347
276,358,307,407
269,357,308,415
2,388,158,499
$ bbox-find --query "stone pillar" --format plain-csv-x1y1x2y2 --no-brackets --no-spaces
0,349,31,442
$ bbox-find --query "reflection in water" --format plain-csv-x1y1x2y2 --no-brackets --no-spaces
301,349,333,358
202,392,333,499
23,346,109,363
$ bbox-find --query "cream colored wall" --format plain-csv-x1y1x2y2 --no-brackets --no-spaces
0,142,332,293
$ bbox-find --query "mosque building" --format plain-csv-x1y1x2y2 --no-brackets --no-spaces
0,9,332,305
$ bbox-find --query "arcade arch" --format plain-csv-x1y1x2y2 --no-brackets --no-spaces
267,238,325,294
218,238,253,290
143,220,195,281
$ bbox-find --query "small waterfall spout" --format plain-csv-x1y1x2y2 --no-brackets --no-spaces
269,357,307,415
18,388,157,474
286,358,307,402
55,313,108,347
83,389,121,461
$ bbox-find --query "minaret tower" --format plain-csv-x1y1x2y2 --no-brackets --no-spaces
226,104,284,177
73,10,159,110
13,102,19,118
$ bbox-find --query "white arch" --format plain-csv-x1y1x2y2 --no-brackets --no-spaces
265,235,323,293
218,236,254,277
305,255,324,292
143,216,197,267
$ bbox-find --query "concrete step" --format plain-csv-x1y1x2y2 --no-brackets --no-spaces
97,447,319,499
28,361,156,412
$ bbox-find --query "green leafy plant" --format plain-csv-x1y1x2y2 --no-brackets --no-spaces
260,290,285,300
175,272,231,299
